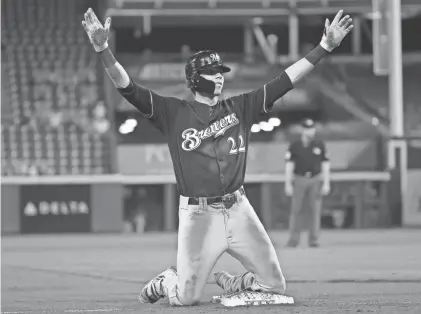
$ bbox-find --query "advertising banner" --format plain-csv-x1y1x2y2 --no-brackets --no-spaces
20,185,91,233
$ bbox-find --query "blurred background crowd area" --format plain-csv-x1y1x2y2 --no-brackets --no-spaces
1,0,420,230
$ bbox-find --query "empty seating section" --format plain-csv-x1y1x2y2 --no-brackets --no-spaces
322,63,421,136
1,0,115,176
1,56,14,127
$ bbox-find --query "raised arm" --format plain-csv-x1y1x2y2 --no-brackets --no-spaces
285,10,353,85
82,9,130,88
81,8,152,116
238,10,353,125
100,49,131,89
264,10,353,106
81,8,178,133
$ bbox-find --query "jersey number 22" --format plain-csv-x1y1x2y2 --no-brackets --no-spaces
228,135,246,155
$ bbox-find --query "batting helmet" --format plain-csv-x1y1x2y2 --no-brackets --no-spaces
185,50,231,93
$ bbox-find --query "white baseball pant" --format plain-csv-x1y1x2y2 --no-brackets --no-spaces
163,188,286,306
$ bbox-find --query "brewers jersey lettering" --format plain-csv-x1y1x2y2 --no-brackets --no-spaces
119,73,293,197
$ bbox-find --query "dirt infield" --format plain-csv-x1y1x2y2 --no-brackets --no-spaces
2,229,421,314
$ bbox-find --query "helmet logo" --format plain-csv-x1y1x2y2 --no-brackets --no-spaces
209,53,220,63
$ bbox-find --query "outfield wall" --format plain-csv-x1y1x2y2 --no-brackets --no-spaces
1,171,400,235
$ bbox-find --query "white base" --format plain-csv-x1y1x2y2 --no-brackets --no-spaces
212,291,295,307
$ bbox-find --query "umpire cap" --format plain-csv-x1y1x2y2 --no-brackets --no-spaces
185,50,231,90
301,118,316,128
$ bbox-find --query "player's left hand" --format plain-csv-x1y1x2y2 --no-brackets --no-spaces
321,183,331,196
82,8,111,53
320,10,353,52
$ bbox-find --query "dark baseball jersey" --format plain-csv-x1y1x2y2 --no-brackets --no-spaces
285,139,329,177
119,72,293,197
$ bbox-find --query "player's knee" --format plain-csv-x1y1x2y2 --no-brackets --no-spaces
262,276,286,294
168,293,200,306
268,265,287,293
183,297,200,306
273,273,286,293
173,287,201,306
176,294,200,306
254,267,286,294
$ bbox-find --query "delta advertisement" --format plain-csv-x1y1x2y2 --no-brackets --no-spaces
20,185,91,234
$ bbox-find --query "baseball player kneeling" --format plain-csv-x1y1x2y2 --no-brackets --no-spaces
82,9,353,306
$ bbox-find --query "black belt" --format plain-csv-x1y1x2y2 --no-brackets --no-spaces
188,187,245,209
294,171,320,178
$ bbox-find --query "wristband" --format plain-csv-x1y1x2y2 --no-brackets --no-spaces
319,40,333,52
94,42,108,53
305,44,330,66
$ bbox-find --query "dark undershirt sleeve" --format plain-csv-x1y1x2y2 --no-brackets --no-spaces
231,71,294,127
264,71,294,112
118,79,153,117
117,78,178,134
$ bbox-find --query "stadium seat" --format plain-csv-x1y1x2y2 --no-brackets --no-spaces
1,0,115,176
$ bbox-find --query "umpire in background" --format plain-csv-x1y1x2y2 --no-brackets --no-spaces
284,118,331,247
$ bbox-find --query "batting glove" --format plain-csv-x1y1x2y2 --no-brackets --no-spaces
82,8,111,53
320,10,353,52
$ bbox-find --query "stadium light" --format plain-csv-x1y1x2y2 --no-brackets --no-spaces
119,118,138,134
251,124,261,133
268,117,281,127
372,117,379,125
259,121,274,132
126,118,137,128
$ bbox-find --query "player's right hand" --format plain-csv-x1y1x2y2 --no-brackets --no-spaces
285,183,294,196
320,10,353,52
82,8,111,53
